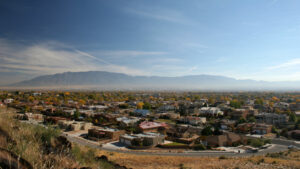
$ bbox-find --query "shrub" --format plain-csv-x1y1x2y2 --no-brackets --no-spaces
193,144,206,150
249,139,264,148
219,155,227,160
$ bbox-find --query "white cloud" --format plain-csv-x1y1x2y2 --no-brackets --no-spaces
267,58,300,70
0,39,150,76
92,50,167,59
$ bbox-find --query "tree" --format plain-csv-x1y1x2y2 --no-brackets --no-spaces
230,100,241,108
237,117,246,124
201,126,213,136
73,110,80,120
143,102,151,110
249,139,264,148
289,113,297,123
248,116,256,123
137,102,144,109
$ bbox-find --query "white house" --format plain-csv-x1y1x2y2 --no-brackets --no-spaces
199,107,224,116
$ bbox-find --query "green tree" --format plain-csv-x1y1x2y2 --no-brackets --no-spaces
143,102,152,110
201,126,213,136
73,110,80,120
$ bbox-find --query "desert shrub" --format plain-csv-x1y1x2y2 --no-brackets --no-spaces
193,144,206,150
249,139,264,148
219,155,227,160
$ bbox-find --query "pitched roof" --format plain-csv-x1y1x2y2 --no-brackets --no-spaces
139,121,168,130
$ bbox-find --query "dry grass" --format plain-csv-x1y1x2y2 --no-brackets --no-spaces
96,146,300,169
0,108,80,168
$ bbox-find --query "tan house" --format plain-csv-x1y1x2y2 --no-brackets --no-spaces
251,123,272,135
205,132,247,147
88,128,125,141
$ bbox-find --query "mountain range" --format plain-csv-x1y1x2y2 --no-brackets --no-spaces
6,71,300,91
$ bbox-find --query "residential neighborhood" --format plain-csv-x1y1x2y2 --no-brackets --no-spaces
1,91,299,154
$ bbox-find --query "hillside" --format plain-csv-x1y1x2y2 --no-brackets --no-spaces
0,108,120,169
9,71,300,91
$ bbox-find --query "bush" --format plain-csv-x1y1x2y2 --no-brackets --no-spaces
193,144,206,150
249,139,264,148
219,155,227,160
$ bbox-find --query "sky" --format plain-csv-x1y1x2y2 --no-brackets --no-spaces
1,0,300,85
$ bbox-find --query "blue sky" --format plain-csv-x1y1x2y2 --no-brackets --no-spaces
1,0,300,84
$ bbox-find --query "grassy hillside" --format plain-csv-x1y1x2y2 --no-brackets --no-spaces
0,107,117,169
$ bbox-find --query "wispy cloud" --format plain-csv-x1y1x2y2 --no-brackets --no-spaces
267,58,300,70
92,50,167,59
0,39,149,76
125,7,192,24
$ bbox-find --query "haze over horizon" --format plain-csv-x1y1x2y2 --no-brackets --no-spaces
1,0,300,86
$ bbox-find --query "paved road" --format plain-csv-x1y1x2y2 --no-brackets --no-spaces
62,133,289,157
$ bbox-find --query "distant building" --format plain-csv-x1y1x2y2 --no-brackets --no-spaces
44,116,68,124
274,102,289,110
116,116,140,127
236,123,254,134
119,132,165,148
134,109,150,117
4,98,14,104
251,123,272,135
205,132,247,147
199,107,224,116
88,128,125,141
58,120,92,131
179,116,206,125
157,105,176,113
255,113,288,126
230,109,248,120
138,121,168,133
220,119,235,131
24,113,44,122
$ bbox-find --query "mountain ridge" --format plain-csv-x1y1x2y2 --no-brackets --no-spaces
7,71,300,91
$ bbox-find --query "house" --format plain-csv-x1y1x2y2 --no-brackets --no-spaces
24,113,44,122
116,117,140,127
93,113,118,125
199,107,224,116
274,102,289,110
4,98,14,104
158,112,180,120
88,128,125,141
179,116,206,125
255,113,289,126
236,123,254,134
88,105,108,111
58,120,92,131
230,109,249,120
44,116,68,124
157,105,176,113
205,132,247,147
62,108,76,115
134,109,150,117
252,123,272,135
290,103,300,111
166,125,201,144
119,132,165,148
139,121,168,133
220,119,236,131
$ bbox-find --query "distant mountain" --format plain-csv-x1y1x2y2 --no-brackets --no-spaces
8,71,300,91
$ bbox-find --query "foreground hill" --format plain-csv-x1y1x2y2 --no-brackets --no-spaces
10,71,300,91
